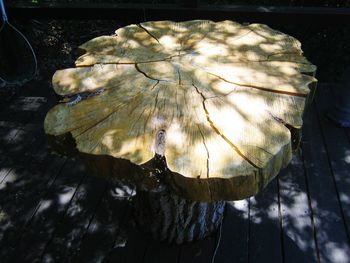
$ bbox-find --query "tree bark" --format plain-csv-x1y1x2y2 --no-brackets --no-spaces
133,189,226,244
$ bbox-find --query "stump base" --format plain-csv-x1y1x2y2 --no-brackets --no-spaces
133,190,226,244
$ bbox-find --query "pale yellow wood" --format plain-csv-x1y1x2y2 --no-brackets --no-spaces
45,20,317,201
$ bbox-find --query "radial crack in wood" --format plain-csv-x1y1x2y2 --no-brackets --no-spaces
44,20,317,202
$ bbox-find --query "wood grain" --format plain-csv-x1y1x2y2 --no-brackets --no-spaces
45,20,317,201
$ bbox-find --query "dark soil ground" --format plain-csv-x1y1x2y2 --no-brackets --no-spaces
0,20,126,105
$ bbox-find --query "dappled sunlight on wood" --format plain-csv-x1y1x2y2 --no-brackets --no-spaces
45,20,317,201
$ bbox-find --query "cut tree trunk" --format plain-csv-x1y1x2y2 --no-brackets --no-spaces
44,20,317,242
133,189,225,244
132,155,226,244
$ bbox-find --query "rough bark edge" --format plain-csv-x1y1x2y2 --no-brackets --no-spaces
133,189,226,244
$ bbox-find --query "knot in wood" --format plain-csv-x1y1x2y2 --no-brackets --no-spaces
154,129,166,156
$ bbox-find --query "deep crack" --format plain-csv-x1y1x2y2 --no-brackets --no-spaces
205,71,308,97
192,84,259,169
138,24,161,45
135,64,166,82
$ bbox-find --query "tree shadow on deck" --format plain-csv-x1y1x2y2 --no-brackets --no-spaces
0,123,349,263
0,19,349,263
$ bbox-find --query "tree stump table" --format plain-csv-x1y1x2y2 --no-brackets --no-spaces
44,20,317,244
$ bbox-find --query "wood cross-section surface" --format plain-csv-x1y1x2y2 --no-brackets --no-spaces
44,20,317,201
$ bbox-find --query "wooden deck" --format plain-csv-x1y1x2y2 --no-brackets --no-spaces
0,83,349,263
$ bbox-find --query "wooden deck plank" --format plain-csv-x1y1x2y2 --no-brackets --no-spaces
214,200,249,263
178,236,215,263
100,187,149,263
0,127,25,168
8,96,48,112
248,179,283,263
346,128,350,142
0,127,47,187
0,126,49,247
41,176,107,262
0,127,21,182
0,121,42,131
143,239,180,263
0,124,47,191
71,190,131,263
330,84,350,232
0,83,349,262
7,160,86,262
301,100,350,263
0,126,21,153
0,151,66,261
106,226,149,263
0,96,48,124
0,125,45,184
278,153,318,263
315,84,350,242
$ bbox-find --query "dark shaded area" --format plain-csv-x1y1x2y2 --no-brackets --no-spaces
275,23,350,83
205,0,350,7
0,23,36,85
8,0,350,8
0,19,348,88
0,84,349,262
0,18,349,262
